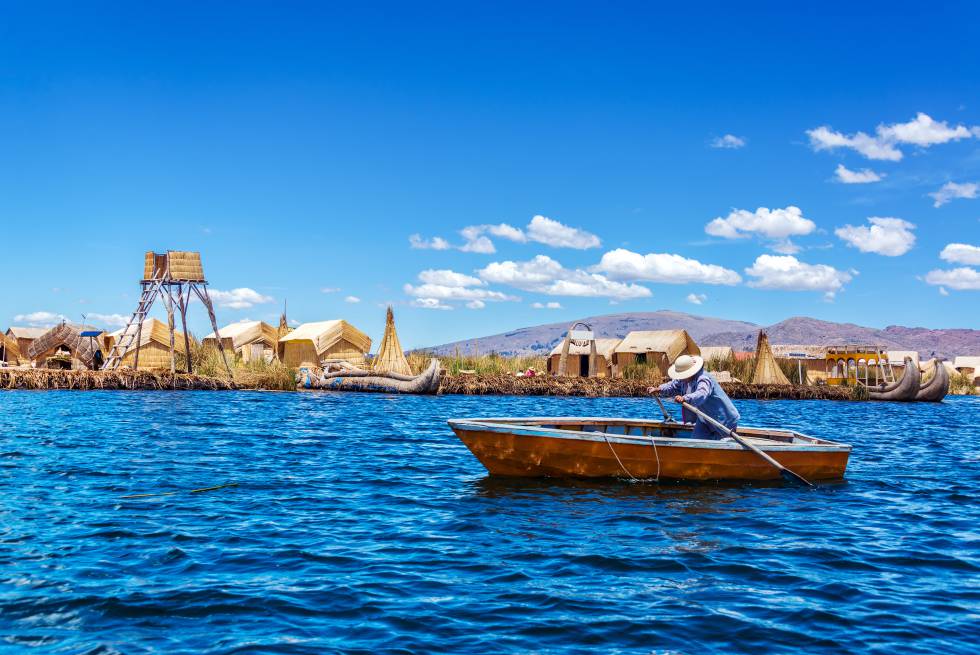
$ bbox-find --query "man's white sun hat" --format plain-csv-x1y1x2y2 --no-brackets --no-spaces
667,354,704,380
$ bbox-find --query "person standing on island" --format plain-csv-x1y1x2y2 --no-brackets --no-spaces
647,354,740,440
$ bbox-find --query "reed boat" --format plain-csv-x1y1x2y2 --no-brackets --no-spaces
301,358,442,394
448,417,851,481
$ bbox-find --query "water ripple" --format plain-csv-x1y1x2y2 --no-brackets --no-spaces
0,391,977,653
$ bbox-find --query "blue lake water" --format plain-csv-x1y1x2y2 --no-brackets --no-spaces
1,390,978,654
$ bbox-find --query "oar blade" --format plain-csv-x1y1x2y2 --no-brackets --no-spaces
780,468,815,488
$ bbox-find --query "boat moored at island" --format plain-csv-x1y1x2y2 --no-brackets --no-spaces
448,417,851,482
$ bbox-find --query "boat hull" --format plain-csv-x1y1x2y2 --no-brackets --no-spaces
450,418,850,481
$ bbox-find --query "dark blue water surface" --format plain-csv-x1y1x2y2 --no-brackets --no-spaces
1,391,978,654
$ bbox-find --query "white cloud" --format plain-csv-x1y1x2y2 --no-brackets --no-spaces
807,113,976,161
705,206,816,253
834,217,916,256
531,301,563,309
404,269,516,304
939,286,949,296
320,287,341,293
834,164,884,184
478,255,650,299
87,313,130,328
418,269,484,287
344,296,361,304
466,300,486,309
208,288,274,309
12,311,68,327
485,223,527,242
411,298,453,310
877,112,973,146
686,293,707,305
459,235,496,254
745,254,854,298
929,181,978,208
594,248,742,285
409,234,451,250
711,134,746,149
526,215,601,249
924,267,980,290
940,243,980,266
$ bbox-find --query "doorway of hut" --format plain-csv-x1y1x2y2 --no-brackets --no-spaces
579,356,590,377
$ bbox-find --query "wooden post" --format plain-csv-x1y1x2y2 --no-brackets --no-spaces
162,285,177,374
178,284,193,374
192,283,233,377
133,282,145,371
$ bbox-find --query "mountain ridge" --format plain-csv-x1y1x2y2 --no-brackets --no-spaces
419,311,980,359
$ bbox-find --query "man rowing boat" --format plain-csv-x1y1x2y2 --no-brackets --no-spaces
648,354,740,440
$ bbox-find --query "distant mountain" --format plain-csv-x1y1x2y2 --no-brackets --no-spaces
419,311,980,359
421,310,759,357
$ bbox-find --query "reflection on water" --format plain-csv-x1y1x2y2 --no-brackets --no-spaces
0,390,977,654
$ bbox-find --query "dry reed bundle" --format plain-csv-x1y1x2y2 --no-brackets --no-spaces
439,374,863,400
0,367,297,391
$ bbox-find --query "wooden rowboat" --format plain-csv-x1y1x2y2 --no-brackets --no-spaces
448,417,851,482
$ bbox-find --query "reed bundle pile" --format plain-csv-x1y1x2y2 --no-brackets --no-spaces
439,374,862,400
0,368,236,390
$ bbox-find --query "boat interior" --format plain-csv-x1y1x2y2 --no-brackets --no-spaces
459,417,839,447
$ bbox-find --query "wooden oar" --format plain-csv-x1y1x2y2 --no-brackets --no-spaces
681,401,813,487
653,395,674,422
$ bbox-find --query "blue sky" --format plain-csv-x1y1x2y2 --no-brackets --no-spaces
2,2,979,348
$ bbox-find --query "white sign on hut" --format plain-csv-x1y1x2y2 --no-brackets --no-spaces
277,320,372,369
612,330,700,377
203,321,279,364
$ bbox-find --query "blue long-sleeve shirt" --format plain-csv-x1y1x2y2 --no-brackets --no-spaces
658,368,740,433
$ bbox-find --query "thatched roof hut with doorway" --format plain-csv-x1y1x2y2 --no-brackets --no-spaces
203,321,278,364
28,324,105,370
612,330,700,377
0,331,24,366
277,320,372,369
5,327,47,362
106,318,189,370
547,338,621,377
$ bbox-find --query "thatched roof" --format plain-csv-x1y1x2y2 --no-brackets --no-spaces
110,318,184,350
0,332,22,361
699,345,734,361
373,307,412,375
750,331,790,385
143,251,205,282
203,321,278,350
615,330,700,360
6,326,48,340
770,344,826,359
28,323,104,368
278,320,372,356
953,356,980,371
548,338,621,358
887,350,920,366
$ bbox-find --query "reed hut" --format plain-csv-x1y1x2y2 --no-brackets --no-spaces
5,327,47,361
28,323,105,370
612,330,700,377
0,332,24,366
373,307,412,375
749,331,791,385
547,338,620,377
277,320,372,369
953,356,980,385
699,345,734,363
203,320,278,364
107,318,189,370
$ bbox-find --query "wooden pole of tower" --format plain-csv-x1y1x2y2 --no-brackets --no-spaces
133,282,145,371
178,283,193,374
191,283,233,377
162,284,177,374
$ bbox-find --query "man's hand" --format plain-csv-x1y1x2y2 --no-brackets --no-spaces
646,386,658,395
674,395,684,404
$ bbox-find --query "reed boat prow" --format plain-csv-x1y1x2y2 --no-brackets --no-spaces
448,417,851,481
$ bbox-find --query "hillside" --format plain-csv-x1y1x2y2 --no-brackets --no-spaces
421,311,980,360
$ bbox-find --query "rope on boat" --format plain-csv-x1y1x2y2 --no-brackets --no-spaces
602,430,660,483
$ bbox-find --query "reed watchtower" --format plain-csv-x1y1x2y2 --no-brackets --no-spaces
102,251,231,374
